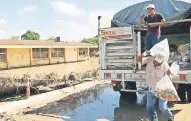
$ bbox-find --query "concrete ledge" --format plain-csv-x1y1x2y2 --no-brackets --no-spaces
0,80,109,115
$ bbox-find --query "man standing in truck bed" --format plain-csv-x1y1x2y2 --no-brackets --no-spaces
140,4,165,51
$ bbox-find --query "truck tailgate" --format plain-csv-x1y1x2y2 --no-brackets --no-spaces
99,26,139,70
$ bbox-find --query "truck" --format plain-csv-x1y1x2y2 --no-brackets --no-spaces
98,23,191,101
98,0,191,102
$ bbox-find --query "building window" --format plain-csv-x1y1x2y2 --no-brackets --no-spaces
0,48,6,61
79,48,87,56
32,48,48,58
51,48,64,57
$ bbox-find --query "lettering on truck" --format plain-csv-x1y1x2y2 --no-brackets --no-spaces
100,29,132,40
101,30,116,36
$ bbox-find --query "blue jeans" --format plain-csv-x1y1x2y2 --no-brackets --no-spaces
147,91,173,121
144,34,160,50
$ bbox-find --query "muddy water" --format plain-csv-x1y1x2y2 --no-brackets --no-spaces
18,84,174,121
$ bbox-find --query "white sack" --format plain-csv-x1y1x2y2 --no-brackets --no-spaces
150,75,180,101
150,38,170,61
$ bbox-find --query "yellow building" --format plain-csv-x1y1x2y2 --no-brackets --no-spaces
0,39,98,70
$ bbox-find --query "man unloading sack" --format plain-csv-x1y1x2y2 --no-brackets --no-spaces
140,4,165,51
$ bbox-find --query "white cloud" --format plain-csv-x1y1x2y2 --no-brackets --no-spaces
0,30,7,39
0,18,5,25
47,8,117,41
52,20,93,41
17,5,38,15
89,9,117,28
49,1,117,41
51,1,84,15
51,29,57,32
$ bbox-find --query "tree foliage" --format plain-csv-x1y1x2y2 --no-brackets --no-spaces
21,30,40,40
81,36,99,45
47,36,56,41
10,36,20,40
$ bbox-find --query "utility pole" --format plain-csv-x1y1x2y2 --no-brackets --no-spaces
98,16,102,36
98,16,102,65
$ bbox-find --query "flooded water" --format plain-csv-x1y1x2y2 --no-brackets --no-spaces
22,84,172,121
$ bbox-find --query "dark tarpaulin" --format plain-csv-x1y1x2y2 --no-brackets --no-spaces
111,0,191,35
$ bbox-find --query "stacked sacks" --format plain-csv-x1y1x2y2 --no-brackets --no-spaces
177,44,190,68
178,44,190,56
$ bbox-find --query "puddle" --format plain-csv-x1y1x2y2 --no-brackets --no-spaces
23,84,170,121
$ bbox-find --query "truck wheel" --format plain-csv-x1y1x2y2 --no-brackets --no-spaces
187,90,191,102
119,91,126,95
119,91,133,96
177,84,186,102
186,84,191,102
119,82,137,99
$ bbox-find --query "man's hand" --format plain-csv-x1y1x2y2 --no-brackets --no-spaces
145,50,151,55
137,55,143,62
166,70,172,75
143,50,151,56
140,14,145,20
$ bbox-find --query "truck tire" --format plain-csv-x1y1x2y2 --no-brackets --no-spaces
119,82,137,99
186,84,191,102
187,90,191,102
177,84,186,102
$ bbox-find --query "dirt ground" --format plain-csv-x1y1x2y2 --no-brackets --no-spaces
0,58,99,78
170,102,191,121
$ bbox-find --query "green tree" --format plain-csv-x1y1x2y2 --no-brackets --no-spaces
81,36,98,45
21,30,40,40
47,36,56,41
10,36,20,40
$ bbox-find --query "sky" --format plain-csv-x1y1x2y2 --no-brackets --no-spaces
0,0,190,41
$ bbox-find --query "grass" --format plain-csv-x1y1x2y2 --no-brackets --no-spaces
4,95,27,102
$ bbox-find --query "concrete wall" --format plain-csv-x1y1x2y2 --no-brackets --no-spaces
65,48,78,62
0,62,7,69
7,48,31,68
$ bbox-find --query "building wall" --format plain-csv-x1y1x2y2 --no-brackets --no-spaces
32,58,49,66
0,62,7,69
7,48,30,68
50,57,65,64
0,46,96,69
65,48,78,62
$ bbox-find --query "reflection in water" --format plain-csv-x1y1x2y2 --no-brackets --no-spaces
25,84,170,121
114,95,170,121
114,95,149,121
25,84,111,116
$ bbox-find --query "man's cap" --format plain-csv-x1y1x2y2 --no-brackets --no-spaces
146,4,155,9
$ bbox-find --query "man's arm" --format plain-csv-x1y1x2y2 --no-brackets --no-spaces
164,62,172,75
140,14,146,24
150,14,166,27
137,52,153,66
159,18,166,27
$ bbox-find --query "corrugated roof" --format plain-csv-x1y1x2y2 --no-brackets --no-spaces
0,39,97,47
